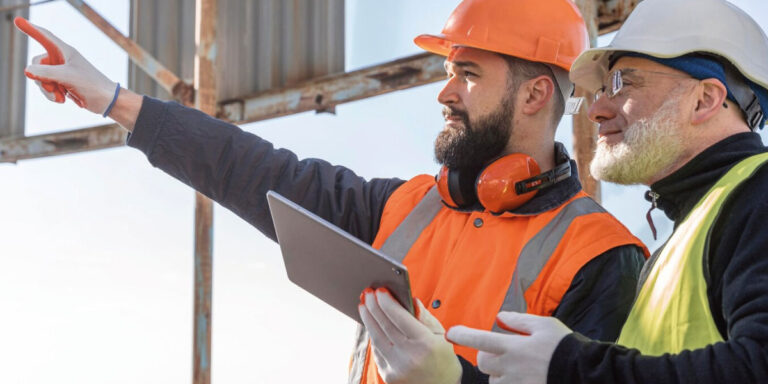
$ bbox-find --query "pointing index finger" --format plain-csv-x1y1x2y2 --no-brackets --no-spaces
446,325,519,355
14,17,65,65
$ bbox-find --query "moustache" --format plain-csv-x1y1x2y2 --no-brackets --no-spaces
442,106,469,122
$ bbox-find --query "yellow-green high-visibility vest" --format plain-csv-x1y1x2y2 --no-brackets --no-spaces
617,152,768,355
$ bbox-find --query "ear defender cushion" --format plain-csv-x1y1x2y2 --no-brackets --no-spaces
476,154,541,213
436,166,480,208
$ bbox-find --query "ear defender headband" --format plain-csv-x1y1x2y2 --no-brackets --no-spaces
435,153,571,214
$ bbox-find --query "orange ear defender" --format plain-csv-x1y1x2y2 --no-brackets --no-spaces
436,154,571,214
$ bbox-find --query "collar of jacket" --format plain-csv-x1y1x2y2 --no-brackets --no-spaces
455,142,583,216
648,132,767,225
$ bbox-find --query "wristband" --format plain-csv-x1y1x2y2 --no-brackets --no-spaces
102,83,121,118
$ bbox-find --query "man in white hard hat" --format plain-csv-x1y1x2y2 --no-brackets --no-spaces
447,0,768,382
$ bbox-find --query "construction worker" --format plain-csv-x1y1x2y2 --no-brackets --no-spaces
17,0,648,383
448,0,768,383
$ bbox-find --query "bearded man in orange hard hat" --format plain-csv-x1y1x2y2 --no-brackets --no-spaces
17,0,647,383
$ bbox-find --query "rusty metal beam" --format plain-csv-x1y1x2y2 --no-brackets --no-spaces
64,0,194,104
3,0,644,164
219,52,445,124
0,0,56,14
0,123,124,163
192,0,217,383
0,54,445,163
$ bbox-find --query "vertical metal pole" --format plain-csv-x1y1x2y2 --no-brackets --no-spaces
193,0,217,383
0,0,29,140
573,0,601,202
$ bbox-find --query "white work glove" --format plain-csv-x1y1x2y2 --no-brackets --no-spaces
446,312,572,384
19,21,118,115
358,288,462,384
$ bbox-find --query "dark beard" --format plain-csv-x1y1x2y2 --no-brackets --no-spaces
434,96,514,170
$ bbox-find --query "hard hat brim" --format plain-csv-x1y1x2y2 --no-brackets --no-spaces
414,34,457,57
569,47,613,93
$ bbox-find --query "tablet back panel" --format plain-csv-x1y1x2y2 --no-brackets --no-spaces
267,191,414,323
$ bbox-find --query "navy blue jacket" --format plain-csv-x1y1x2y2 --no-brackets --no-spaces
549,132,768,384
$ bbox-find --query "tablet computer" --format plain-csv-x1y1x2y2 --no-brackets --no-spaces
266,190,414,324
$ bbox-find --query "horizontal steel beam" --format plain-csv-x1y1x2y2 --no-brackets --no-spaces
219,52,446,124
0,123,125,163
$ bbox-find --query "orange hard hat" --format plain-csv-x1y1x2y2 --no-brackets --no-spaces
414,0,589,72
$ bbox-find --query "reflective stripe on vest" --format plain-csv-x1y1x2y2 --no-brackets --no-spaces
380,187,443,263
349,188,606,383
348,189,443,384
492,196,606,331
617,152,768,355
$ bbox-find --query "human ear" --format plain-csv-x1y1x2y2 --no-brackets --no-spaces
692,78,728,125
521,75,555,115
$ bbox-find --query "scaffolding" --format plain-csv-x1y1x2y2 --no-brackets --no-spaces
0,0,643,382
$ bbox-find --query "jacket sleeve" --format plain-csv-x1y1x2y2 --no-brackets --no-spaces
547,190,768,384
126,96,405,243
458,245,645,384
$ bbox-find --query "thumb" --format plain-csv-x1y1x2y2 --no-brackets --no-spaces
415,299,445,334
25,63,70,84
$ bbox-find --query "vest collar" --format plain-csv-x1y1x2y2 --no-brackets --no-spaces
648,132,767,225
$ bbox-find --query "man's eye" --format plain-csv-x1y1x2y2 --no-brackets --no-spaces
464,71,477,78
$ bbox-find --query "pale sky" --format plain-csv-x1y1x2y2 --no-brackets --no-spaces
1,1,767,383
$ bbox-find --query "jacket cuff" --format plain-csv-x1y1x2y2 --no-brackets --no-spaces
458,355,489,384
126,96,169,159
547,332,591,384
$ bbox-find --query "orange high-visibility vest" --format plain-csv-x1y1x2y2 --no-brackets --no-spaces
349,175,647,384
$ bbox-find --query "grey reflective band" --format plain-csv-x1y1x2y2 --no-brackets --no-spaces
491,196,606,332
349,188,443,384
347,326,369,384
380,187,443,263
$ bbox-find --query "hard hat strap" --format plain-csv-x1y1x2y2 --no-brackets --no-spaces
723,64,765,130
546,64,582,115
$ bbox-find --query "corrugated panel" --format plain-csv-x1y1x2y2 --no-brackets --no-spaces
128,0,196,100
0,0,29,139
129,0,344,102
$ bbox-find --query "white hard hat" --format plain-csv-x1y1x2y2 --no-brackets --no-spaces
570,0,768,127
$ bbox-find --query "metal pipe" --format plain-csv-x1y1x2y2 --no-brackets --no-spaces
64,0,193,103
0,123,124,163
0,0,56,14
219,52,446,124
192,0,217,383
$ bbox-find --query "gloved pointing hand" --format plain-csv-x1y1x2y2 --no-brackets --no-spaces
359,288,462,384
15,18,118,115
446,312,572,384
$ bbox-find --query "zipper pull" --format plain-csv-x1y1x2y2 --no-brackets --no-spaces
645,190,659,241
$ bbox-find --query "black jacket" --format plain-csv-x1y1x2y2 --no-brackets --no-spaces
127,97,646,384
549,132,768,384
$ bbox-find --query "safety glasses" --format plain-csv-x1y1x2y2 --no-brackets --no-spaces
594,69,693,101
